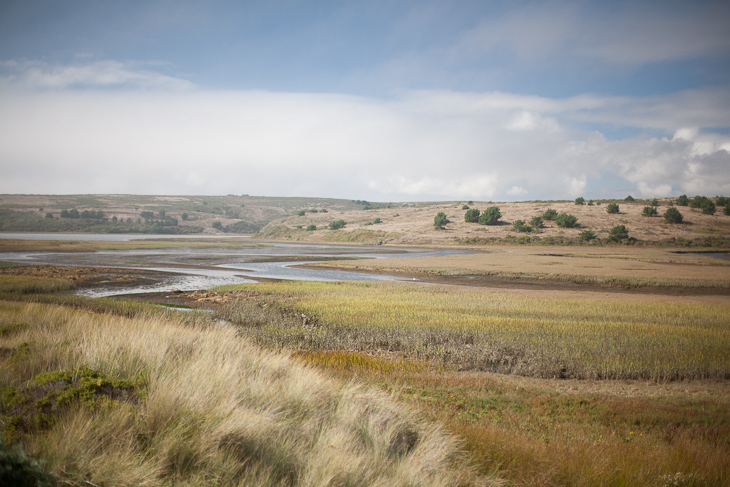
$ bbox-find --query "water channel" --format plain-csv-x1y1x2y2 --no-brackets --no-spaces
0,233,475,297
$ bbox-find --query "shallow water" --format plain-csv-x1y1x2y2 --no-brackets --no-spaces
0,237,473,296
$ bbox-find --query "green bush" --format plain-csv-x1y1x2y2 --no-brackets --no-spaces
676,194,689,206
689,195,710,209
0,437,56,487
607,225,630,243
462,204,469,210
579,230,597,241
555,213,578,228
642,206,658,217
716,196,729,207
464,208,480,223
650,198,659,207
606,203,620,214
211,220,223,230
575,197,585,205
512,220,532,233
372,218,382,224
624,195,635,202
328,219,346,230
306,224,316,231
478,207,502,225
663,207,683,224
724,203,730,216
701,200,716,215
297,210,306,216
542,209,558,220
434,212,449,228
529,216,544,228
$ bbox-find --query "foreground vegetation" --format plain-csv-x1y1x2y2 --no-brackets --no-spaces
214,281,730,486
0,299,483,486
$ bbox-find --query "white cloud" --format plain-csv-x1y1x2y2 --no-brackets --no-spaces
0,60,194,90
0,64,729,200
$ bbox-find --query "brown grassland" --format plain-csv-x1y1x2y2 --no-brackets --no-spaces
2,194,730,486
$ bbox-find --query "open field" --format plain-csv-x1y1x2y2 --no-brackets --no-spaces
307,246,730,290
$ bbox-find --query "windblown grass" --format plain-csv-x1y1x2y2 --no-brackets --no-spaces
216,281,730,381
0,300,488,487
0,275,76,294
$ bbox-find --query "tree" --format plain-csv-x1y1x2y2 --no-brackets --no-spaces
329,219,346,230
464,208,480,222
306,224,316,231
676,194,689,206
725,203,730,216
606,203,620,214
512,220,532,233
529,216,544,228
542,209,558,220
642,206,658,217
462,204,469,210
297,210,306,216
212,221,223,230
44,212,53,219
701,200,716,215
478,207,502,225
434,212,449,228
181,213,188,221
650,198,659,207
663,207,683,224
579,229,597,241
607,225,630,243
624,195,635,202
555,213,578,228
575,197,585,205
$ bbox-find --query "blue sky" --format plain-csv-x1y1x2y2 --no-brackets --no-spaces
1,0,729,201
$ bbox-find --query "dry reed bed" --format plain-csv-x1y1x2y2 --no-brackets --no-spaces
216,281,730,380
0,301,489,487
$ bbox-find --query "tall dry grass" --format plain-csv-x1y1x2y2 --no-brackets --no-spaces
0,300,493,486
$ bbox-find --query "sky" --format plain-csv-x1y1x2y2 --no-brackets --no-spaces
1,0,729,202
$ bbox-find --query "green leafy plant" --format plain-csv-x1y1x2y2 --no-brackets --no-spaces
624,195,635,202
306,225,317,231
328,219,346,230
478,207,502,225
574,197,585,205
650,198,659,207
434,212,449,229
663,207,684,224
676,194,689,206
642,206,658,217
701,199,716,215
542,209,558,220
464,208,480,223
606,203,620,214
512,220,532,233
607,225,630,243
554,213,578,228
579,229,597,241
529,216,544,228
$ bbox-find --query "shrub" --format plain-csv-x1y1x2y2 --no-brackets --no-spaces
319,209,328,213
642,206,658,217
676,194,689,206
211,220,223,230
434,212,449,228
606,203,620,214
478,207,502,225
464,208,480,222
624,195,635,202
663,207,683,224
689,195,710,209
297,210,306,216
650,198,659,207
579,229,597,241
328,219,346,230
306,224,316,231
724,203,730,216
372,218,382,224
512,220,532,233
0,438,56,487
701,200,716,215
542,209,558,220
575,197,585,205
529,216,544,228
44,213,53,219
716,196,729,207
555,213,578,228
462,204,469,210
607,225,630,243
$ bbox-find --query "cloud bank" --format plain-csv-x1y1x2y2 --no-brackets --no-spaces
1,61,729,201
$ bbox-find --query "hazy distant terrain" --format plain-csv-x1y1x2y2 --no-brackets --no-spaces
2,194,729,247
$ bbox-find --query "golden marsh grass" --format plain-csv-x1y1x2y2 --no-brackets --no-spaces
217,281,730,380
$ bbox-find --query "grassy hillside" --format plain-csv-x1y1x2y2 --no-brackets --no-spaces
0,297,488,486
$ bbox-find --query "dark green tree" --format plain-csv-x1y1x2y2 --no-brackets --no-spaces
478,207,502,225
606,203,620,214
579,229,597,241
642,206,658,217
434,212,449,228
676,194,689,206
575,197,585,205
555,213,578,228
663,207,683,224
607,225,630,243
464,208,480,222
542,209,558,220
